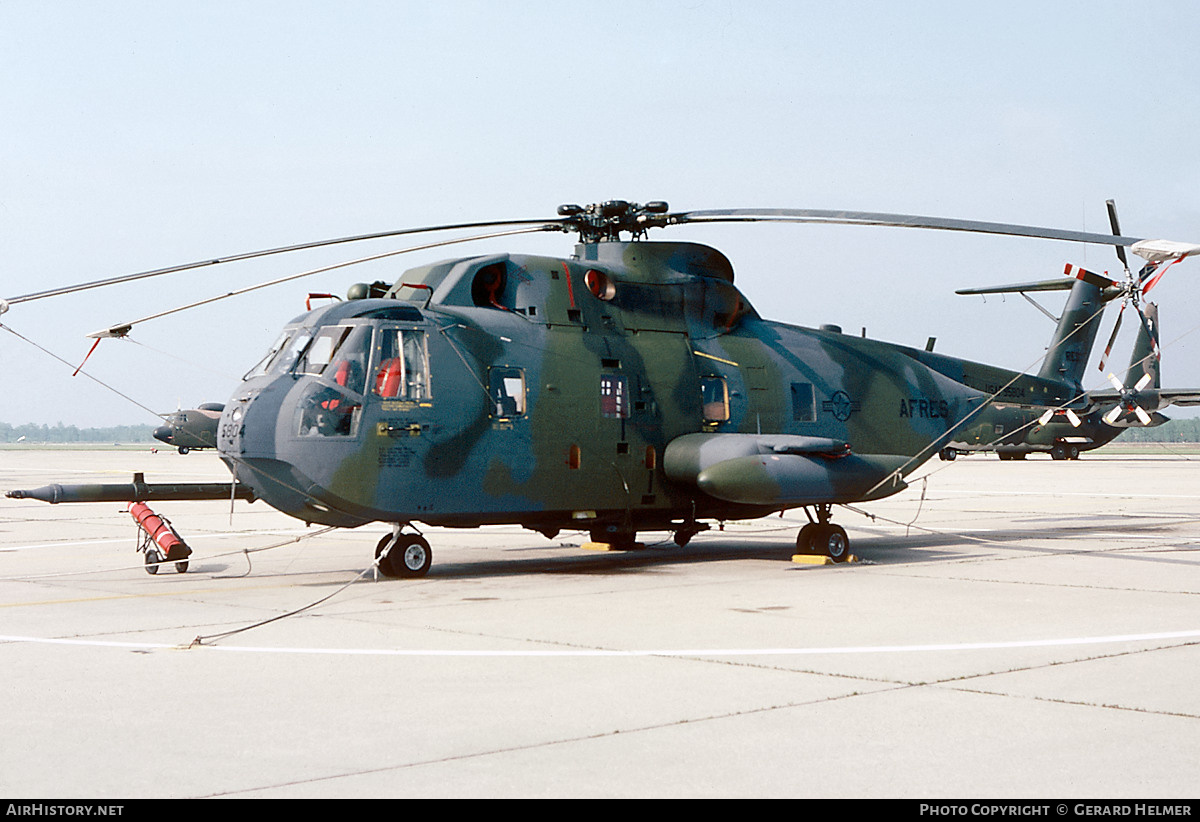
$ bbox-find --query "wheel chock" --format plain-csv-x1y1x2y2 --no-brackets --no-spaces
791,553,858,565
582,541,645,552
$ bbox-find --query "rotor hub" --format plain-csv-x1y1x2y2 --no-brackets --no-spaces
556,200,672,243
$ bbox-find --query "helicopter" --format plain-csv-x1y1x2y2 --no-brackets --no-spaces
4,200,1198,575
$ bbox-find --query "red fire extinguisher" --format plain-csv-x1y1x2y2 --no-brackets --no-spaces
129,501,192,575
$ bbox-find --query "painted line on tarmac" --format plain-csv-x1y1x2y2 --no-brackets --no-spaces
0,530,317,552
2,629,1199,657
935,489,1200,500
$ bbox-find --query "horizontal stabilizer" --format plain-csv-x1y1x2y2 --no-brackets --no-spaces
1157,390,1200,407
956,278,1076,296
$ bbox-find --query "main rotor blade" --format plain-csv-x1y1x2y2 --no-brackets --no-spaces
670,208,1148,249
85,226,553,339
4,217,565,307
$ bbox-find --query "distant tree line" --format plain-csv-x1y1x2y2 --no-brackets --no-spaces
0,422,157,443
1115,418,1200,443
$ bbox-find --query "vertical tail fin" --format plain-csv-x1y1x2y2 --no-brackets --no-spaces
1036,264,1111,391
1124,302,1160,390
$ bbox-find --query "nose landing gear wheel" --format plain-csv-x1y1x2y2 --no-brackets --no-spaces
375,533,433,578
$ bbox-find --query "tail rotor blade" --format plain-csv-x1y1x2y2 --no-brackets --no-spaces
1106,199,1130,271
1099,305,1125,372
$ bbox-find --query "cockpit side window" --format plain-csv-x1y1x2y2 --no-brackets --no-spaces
298,326,352,375
295,324,371,395
372,328,431,401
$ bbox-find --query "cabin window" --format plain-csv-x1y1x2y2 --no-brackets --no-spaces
372,329,430,400
601,374,629,419
792,382,816,422
489,367,526,417
701,376,729,422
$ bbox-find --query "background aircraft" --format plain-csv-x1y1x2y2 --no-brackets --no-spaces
153,403,223,454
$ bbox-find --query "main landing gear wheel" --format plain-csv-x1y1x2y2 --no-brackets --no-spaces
795,506,851,562
375,533,432,578
797,523,850,561
1051,442,1081,461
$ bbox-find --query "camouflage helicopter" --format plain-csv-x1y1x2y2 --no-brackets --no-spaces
5,201,1199,575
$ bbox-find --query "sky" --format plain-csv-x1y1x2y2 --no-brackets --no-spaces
2,1,1199,427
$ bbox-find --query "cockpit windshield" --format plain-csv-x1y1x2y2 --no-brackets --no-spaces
244,330,295,379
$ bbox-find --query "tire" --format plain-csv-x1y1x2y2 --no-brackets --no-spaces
375,534,400,577
396,536,432,577
811,524,850,562
795,523,817,554
376,533,432,578
145,549,161,575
